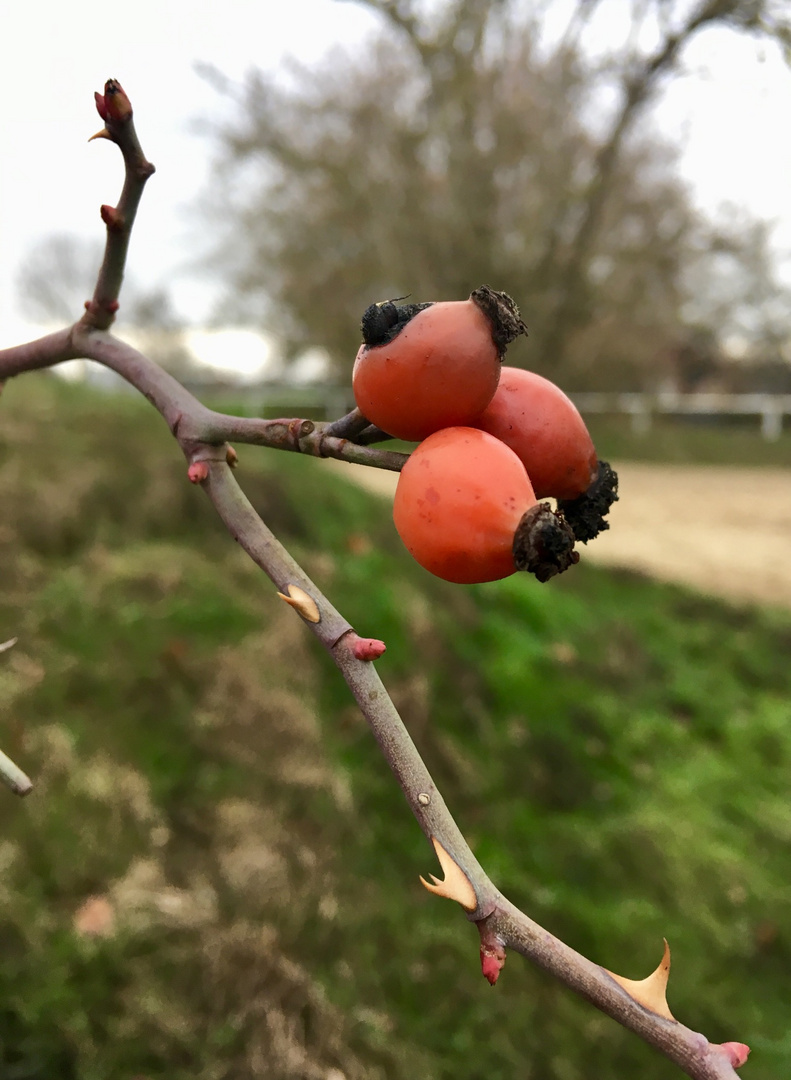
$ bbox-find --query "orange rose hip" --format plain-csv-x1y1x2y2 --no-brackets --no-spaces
473,367,597,500
353,287,527,442
393,427,578,584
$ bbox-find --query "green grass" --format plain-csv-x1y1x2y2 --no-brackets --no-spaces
1,374,791,1079
587,414,791,467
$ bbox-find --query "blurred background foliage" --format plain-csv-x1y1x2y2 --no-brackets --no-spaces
2,376,791,1079
196,0,791,389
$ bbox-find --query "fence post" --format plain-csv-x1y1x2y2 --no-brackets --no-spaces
761,404,783,441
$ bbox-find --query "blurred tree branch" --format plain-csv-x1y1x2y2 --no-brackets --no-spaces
537,0,790,372
17,235,199,379
200,0,790,390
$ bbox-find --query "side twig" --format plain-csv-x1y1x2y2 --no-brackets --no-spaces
0,638,33,797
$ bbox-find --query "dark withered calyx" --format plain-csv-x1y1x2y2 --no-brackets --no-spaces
360,298,433,347
558,461,619,543
359,285,528,356
512,503,579,582
469,285,528,358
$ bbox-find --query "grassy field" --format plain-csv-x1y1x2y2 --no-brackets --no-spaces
2,374,791,1079
587,414,791,467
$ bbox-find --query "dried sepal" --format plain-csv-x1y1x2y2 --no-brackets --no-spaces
277,584,321,624
606,939,675,1021
419,837,477,911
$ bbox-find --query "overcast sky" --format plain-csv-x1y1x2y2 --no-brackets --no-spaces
2,0,790,367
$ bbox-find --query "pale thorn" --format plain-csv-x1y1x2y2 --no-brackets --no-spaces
419,837,477,911
0,638,17,654
88,128,112,142
607,939,675,1022
277,584,321,623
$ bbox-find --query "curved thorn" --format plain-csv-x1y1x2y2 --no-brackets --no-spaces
419,837,477,911
607,939,675,1021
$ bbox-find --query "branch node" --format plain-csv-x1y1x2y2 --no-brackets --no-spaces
419,837,477,911
225,445,239,468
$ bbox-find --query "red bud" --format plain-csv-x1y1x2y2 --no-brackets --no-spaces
718,1043,750,1069
480,942,506,985
188,462,210,484
352,637,386,661
94,79,132,125
100,204,124,232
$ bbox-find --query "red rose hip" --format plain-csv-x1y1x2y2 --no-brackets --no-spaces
473,367,598,500
353,287,527,442
393,427,578,583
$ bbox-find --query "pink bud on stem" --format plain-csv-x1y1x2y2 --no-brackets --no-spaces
717,1043,750,1069
188,462,210,484
351,635,386,661
480,941,506,985
100,204,125,232
94,79,133,124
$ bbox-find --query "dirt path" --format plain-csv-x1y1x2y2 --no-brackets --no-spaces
319,459,791,609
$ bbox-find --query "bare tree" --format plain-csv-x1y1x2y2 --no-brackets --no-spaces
17,234,198,379
199,0,790,388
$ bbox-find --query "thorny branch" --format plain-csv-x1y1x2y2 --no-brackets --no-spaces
0,79,749,1079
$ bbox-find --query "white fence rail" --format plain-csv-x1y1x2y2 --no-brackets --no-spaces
572,392,791,441
197,383,791,442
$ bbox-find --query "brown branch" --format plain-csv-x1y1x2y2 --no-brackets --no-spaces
0,76,750,1077
537,0,745,372
0,746,33,797
323,406,372,439
199,460,744,1080
0,639,33,797
81,79,156,331
0,329,78,375
0,331,407,474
